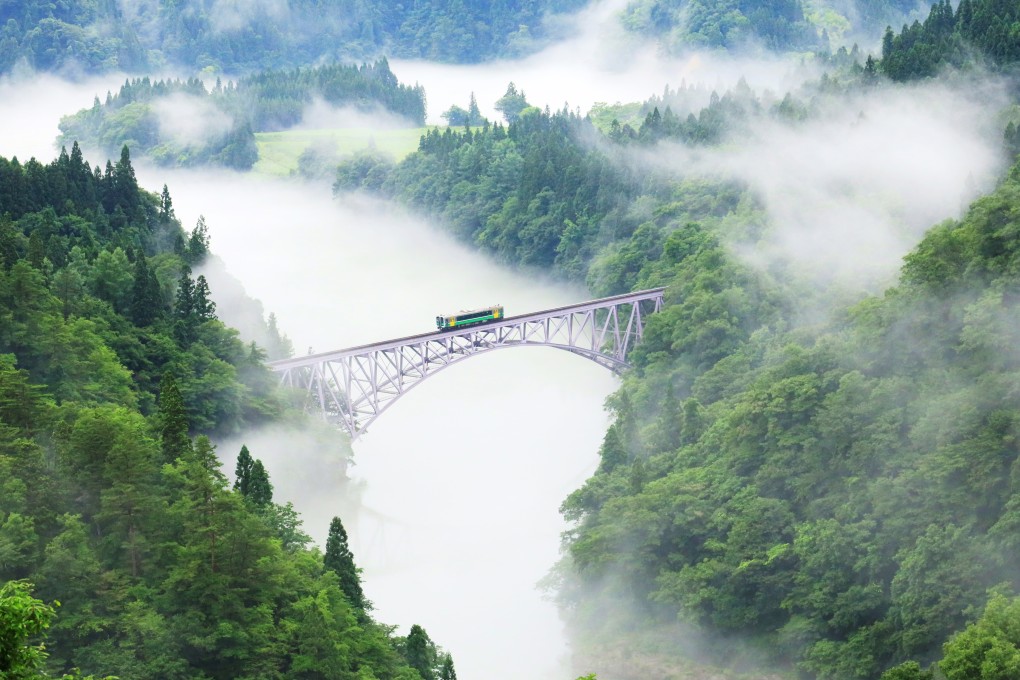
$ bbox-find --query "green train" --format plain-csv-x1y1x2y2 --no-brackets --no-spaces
436,304,504,330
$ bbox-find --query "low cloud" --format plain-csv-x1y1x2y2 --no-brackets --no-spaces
298,98,418,131
0,71,126,161
391,0,819,124
153,92,236,147
630,77,1008,294
208,0,289,34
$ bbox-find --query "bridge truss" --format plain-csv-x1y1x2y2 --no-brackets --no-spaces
269,288,665,440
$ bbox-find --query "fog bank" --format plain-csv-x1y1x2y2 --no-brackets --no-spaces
634,77,1009,294
391,0,815,125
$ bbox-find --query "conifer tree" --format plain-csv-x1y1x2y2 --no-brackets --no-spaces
193,275,216,321
26,231,45,269
159,184,175,220
233,445,254,496
112,144,140,214
439,653,457,680
404,624,437,680
173,266,197,345
467,92,482,126
130,254,162,326
494,82,529,124
186,216,210,264
0,217,18,270
246,459,273,508
324,516,367,611
158,372,190,462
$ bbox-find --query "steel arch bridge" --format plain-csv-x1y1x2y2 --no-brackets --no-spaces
268,287,665,440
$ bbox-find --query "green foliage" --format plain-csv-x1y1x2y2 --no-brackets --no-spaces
939,591,1020,680
379,106,646,277
58,62,425,169
880,0,1020,81
158,372,190,462
0,148,435,678
0,580,54,678
438,652,457,680
403,624,437,680
323,516,367,612
1,0,587,75
548,157,1020,677
494,83,530,125
880,661,934,680
442,93,485,127
620,0,821,52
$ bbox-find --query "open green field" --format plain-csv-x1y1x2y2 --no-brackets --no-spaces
253,127,429,176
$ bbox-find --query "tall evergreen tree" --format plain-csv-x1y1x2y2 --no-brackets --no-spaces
494,82,529,124
130,254,162,326
0,217,19,270
159,184,174,220
323,516,367,611
403,624,437,680
173,266,197,345
439,652,457,680
467,92,482,126
186,216,210,264
246,459,273,509
193,275,216,321
158,372,190,462
234,444,254,496
111,144,140,215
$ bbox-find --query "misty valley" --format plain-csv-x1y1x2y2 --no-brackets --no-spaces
2,1,1020,679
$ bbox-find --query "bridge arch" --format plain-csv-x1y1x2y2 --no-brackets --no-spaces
269,288,665,440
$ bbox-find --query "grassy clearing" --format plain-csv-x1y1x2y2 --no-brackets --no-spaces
253,127,428,176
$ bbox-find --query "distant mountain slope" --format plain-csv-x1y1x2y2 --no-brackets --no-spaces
57,60,425,170
880,0,1020,80
0,0,587,76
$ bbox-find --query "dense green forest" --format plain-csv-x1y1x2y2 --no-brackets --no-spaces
0,0,955,78
620,0,822,52
879,0,1020,80
0,145,456,679
0,0,587,75
618,0,934,52
57,59,426,169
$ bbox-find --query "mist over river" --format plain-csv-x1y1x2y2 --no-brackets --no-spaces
137,168,619,680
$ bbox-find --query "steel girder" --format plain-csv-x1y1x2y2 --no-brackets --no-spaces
269,288,665,440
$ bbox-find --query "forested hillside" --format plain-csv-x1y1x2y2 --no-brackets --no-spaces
57,60,425,169
618,0,933,52
331,24,1020,673
880,0,1020,80
0,0,962,78
0,0,586,75
0,145,455,679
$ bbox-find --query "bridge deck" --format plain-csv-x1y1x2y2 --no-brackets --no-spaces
267,287,667,439
268,287,667,370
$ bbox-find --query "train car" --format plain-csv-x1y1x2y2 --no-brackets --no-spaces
436,304,504,330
